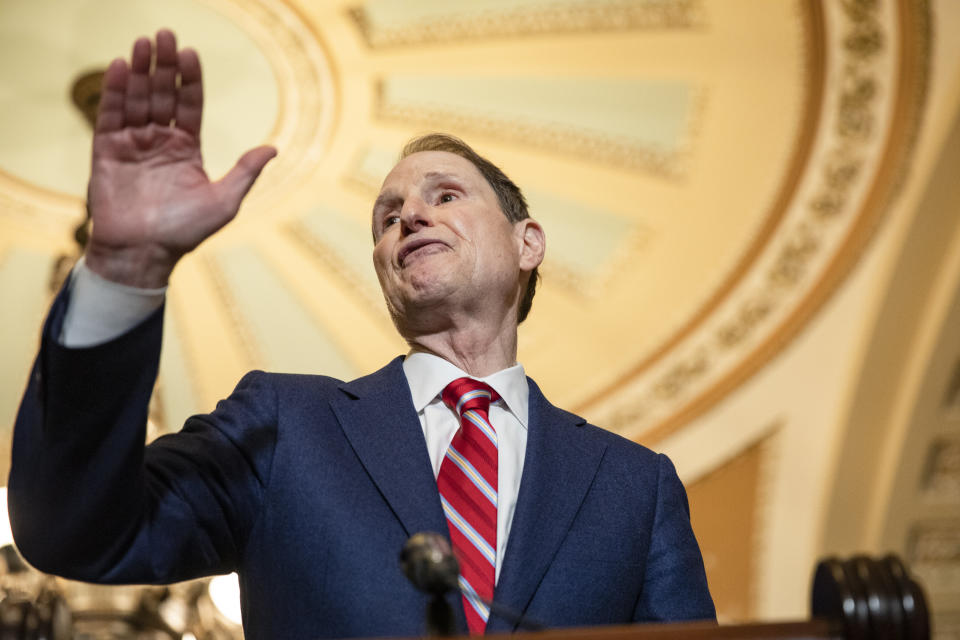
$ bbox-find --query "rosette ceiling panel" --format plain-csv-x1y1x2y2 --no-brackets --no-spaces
0,0,931,447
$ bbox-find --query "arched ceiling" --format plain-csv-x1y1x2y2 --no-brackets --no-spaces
0,0,931,446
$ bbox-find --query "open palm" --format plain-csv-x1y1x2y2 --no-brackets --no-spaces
86,30,275,288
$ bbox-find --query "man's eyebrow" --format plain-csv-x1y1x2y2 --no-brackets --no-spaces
372,171,463,214
423,171,459,182
372,192,400,214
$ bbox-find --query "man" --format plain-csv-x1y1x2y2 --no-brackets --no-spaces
9,30,714,638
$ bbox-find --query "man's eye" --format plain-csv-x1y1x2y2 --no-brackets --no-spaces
439,193,456,204
383,215,400,228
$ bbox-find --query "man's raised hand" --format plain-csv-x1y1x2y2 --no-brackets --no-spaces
85,29,276,288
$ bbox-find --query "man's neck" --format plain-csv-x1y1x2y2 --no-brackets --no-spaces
403,318,519,377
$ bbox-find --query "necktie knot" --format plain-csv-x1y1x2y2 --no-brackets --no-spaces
442,378,499,418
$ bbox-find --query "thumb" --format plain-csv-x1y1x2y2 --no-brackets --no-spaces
215,145,277,211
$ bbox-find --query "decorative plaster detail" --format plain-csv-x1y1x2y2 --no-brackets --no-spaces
343,146,397,196
374,80,703,178
349,0,703,48
0,179,81,223
923,439,960,503
908,522,960,602
751,427,782,622
589,0,931,442
202,253,264,370
944,359,960,418
209,245,360,379
933,614,960,640
284,219,390,320
536,223,651,297
146,388,168,441
162,0,335,205
679,424,780,621
0,0,334,224
0,189,35,220
159,293,205,432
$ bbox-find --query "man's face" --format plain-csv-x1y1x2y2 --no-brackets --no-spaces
372,151,528,329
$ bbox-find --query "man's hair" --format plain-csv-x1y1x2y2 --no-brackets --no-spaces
400,133,540,323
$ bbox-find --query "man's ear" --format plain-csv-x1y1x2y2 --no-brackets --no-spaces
516,218,545,271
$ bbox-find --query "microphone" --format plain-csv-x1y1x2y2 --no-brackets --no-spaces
400,532,460,595
401,533,459,636
400,533,545,632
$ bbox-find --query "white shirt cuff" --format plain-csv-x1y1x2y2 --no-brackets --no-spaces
59,257,166,348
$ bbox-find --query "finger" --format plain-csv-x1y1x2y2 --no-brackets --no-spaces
125,36,152,126
150,29,178,125
214,146,278,212
174,48,202,136
95,58,129,132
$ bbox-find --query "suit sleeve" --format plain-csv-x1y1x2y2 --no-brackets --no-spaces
633,454,716,622
7,289,277,584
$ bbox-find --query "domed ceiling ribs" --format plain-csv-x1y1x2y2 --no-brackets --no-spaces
585,0,930,443
0,0,930,445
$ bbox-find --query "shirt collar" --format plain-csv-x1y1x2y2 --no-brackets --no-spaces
402,351,530,428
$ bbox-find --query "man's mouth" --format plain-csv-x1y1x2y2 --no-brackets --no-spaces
399,239,447,267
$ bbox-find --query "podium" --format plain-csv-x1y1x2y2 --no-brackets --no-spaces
482,621,834,640
420,555,930,640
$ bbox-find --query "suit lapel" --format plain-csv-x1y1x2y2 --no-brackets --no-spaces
489,379,607,632
329,357,449,538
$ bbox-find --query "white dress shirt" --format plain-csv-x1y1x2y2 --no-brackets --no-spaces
60,258,166,348
402,352,528,582
59,260,529,582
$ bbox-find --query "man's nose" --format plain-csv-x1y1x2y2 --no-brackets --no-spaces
399,197,433,233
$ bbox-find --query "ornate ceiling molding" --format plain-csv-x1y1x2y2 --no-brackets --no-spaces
584,0,931,443
191,0,338,206
349,0,703,48
0,0,933,453
373,77,704,178
0,0,337,216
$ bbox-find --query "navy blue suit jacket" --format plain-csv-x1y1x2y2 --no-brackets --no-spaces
9,294,714,639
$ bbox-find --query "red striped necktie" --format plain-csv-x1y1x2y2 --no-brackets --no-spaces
438,377,500,634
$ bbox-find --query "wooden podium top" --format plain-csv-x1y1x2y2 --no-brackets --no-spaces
480,620,838,640
374,620,839,640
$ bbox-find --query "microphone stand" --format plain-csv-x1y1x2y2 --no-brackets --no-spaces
425,594,457,637
400,532,546,636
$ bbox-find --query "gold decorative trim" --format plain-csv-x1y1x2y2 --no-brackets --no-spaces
750,425,783,617
146,387,168,441
0,170,83,222
908,520,960,598
683,424,779,621
342,146,394,196
578,0,827,426
191,0,339,206
0,0,338,215
583,0,931,445
922,438,960,503
349,0,704,48
374,81,704,179
162,291,207,429
537,223,652,298
201,252,264,370
282,219,393,324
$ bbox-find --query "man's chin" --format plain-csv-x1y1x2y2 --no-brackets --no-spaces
388,285,463,329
